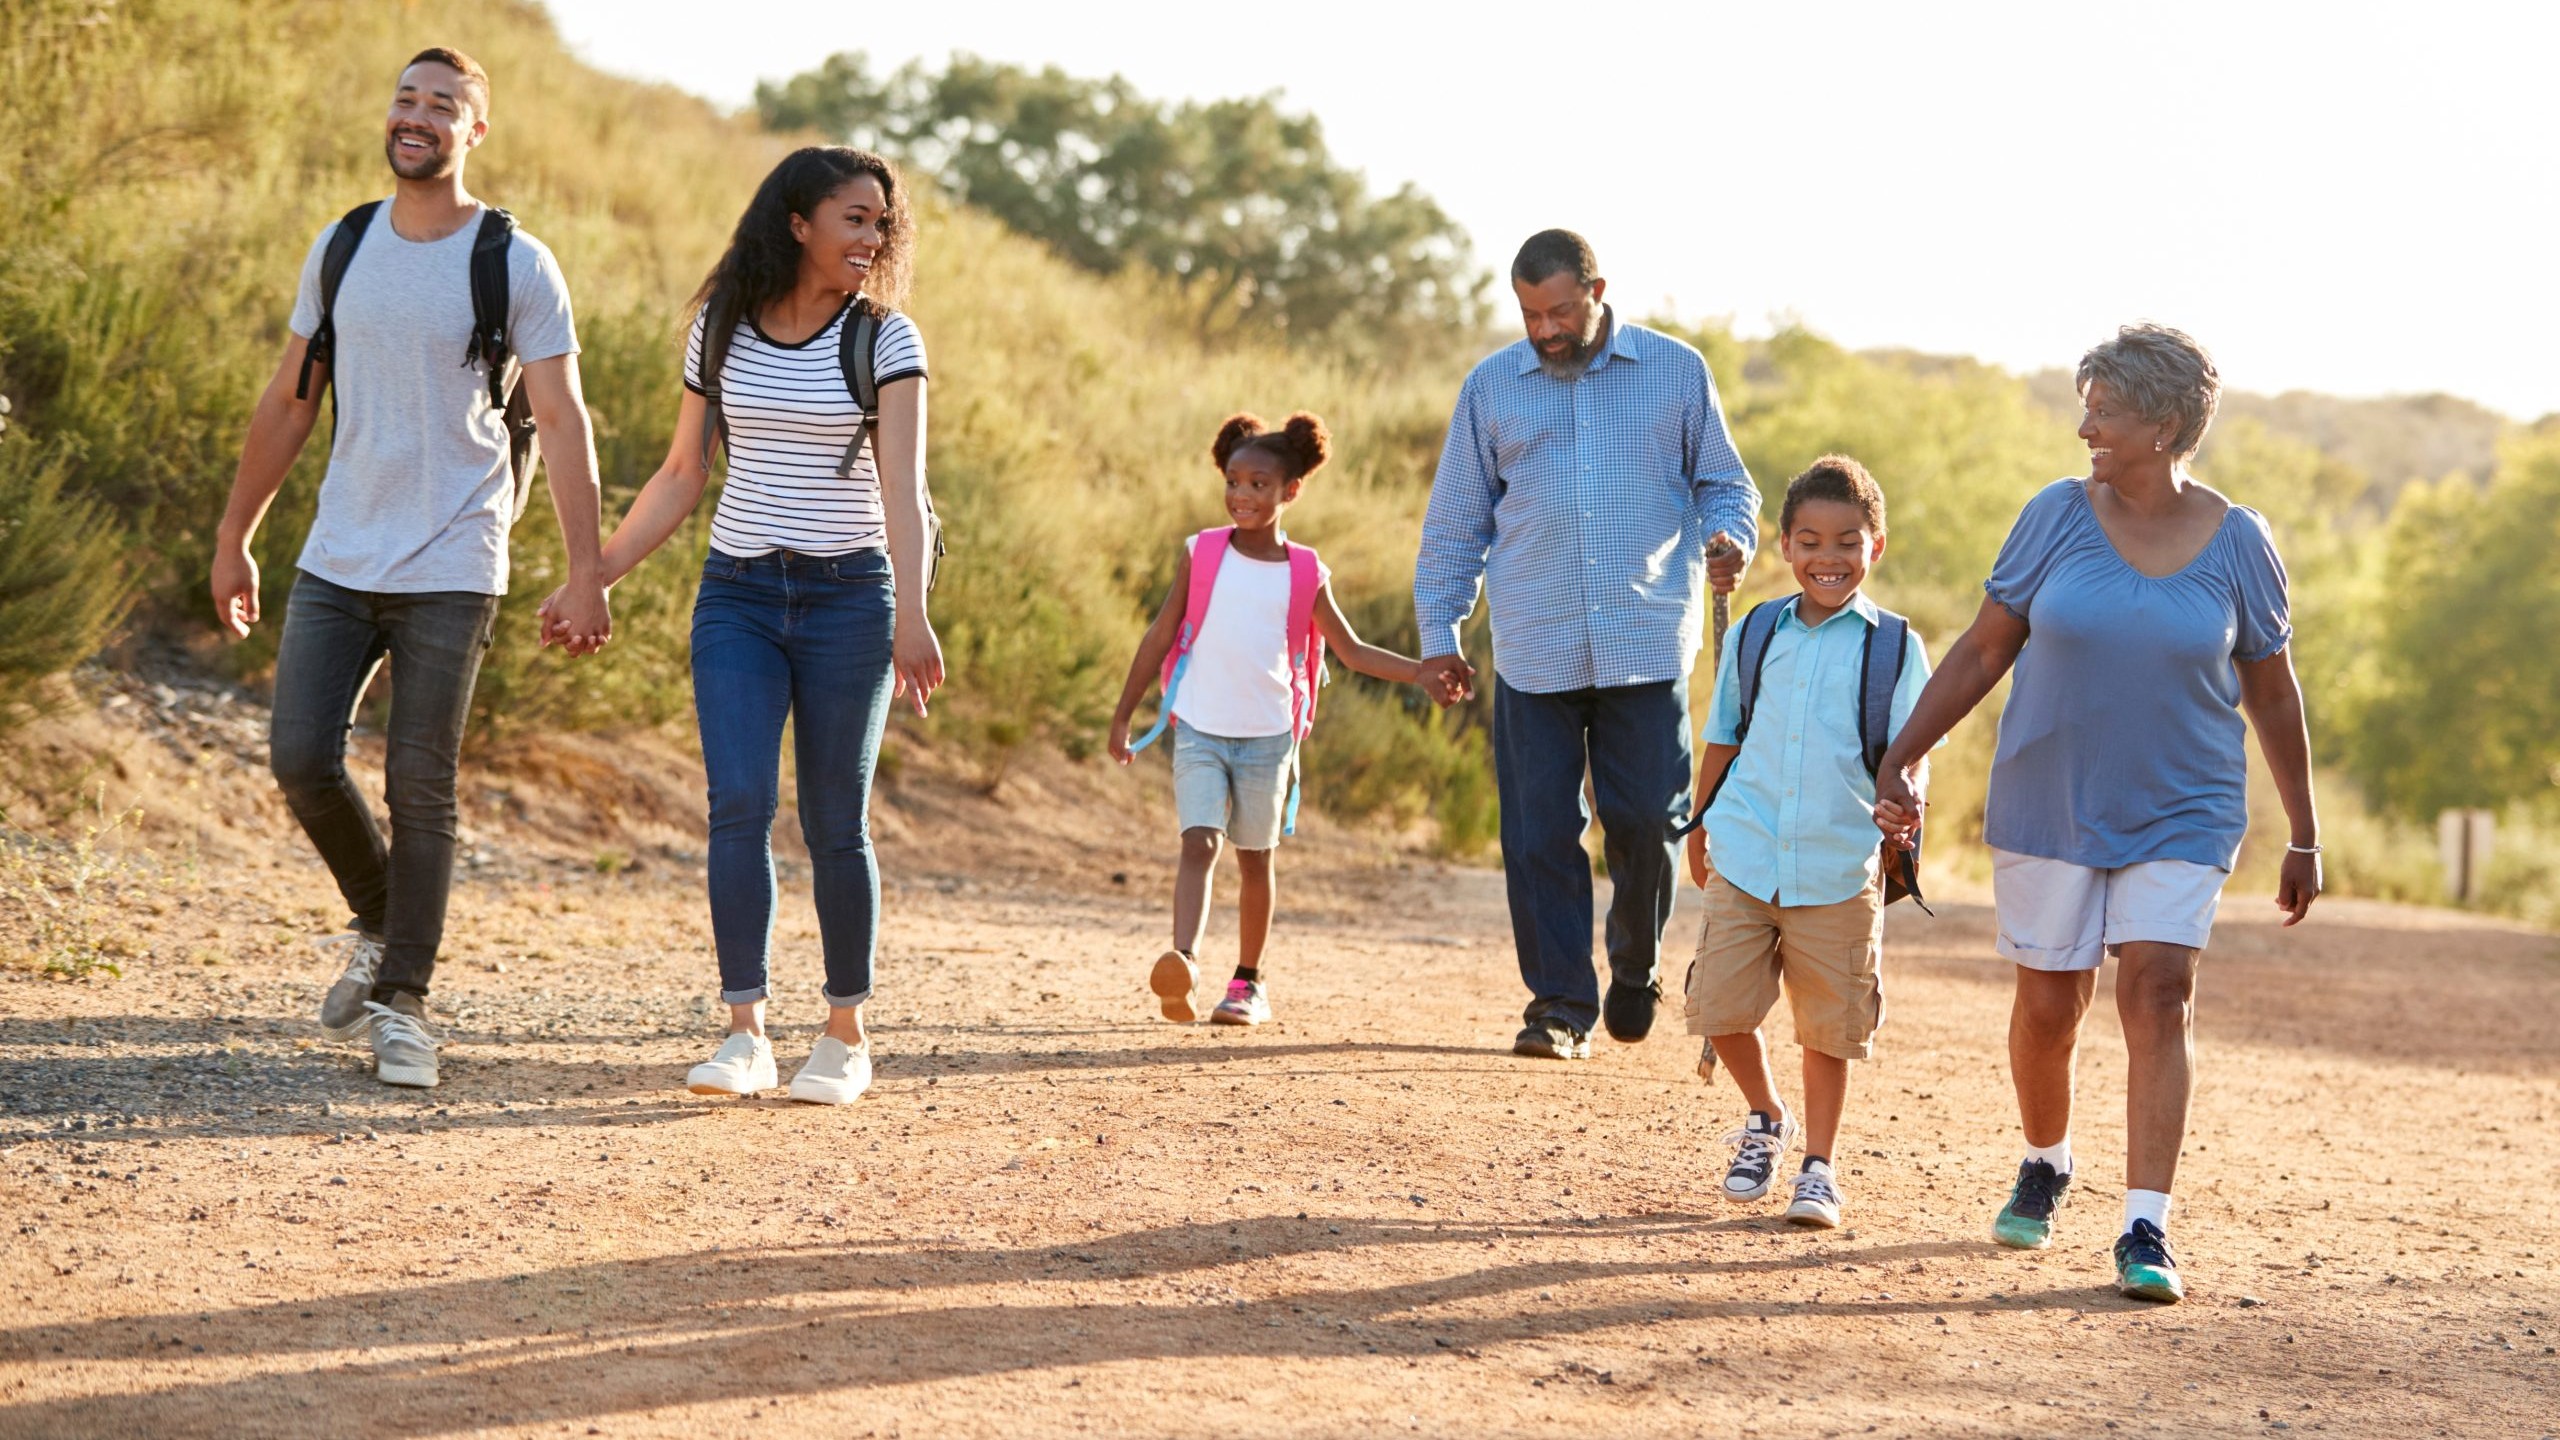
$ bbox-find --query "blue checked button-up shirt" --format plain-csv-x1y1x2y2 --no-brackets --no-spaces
1415,313,1760,694
1701,594,1936,908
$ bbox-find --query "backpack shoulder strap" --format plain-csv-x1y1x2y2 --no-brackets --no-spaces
1283,538,1326,736
1856,608,1912,777
1129,527,1236,755
839,295,881,426
297,201,380,401
464,206,518,411
1728,598,1791,746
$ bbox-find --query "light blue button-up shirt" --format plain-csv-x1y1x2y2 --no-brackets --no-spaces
1414,313,1759,694
1701,593,1934,907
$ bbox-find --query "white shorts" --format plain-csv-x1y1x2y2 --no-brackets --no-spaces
1990,848,2228,971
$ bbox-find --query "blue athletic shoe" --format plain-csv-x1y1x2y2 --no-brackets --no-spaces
2114,1219,2186,1303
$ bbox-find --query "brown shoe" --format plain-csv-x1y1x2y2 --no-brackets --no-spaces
1149,950,1199,1023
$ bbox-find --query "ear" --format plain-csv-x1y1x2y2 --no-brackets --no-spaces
1588,276,1608,306
462,116,488,151
1282,476,1305,503
1868,531,1888,564
789,211,811,245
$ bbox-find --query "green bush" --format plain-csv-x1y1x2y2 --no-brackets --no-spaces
0,436,132,728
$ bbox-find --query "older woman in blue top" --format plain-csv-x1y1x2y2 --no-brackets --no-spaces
1871,324,2320,1305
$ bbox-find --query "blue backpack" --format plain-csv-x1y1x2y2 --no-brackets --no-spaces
1682,598,1930,911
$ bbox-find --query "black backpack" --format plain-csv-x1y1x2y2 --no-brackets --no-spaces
1679,597,1931,911
695,292,945,590
295,202,541,524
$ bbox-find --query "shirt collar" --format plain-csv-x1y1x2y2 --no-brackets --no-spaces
1512,306,1639,377
1781,590,1879,631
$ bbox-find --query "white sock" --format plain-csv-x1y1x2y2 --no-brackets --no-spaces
2024,1137,2073,1175
2123,1189,2173,1234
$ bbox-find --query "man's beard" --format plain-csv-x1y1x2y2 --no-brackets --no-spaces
385,135,456,181
1535,311,1608,381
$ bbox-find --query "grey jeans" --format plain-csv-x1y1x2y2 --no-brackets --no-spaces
268,571,499,1000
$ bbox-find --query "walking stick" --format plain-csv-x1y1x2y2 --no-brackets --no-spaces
1691,536,1739,1083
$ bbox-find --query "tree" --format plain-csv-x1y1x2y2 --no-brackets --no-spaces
756,53,1485,353
2341,429,2560,816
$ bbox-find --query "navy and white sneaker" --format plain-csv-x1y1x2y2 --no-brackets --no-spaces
1720,1109,1793,1202
2114,1219,2185,1302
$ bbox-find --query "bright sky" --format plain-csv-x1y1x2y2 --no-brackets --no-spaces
543,0,2555,419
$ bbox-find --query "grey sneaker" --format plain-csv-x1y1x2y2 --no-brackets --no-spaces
316,931,387,1040
365,995,439,1089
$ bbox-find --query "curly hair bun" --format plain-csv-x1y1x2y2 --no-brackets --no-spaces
1210,412,1269,471
1272,412,1331,479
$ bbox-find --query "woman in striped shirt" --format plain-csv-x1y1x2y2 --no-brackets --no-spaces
539,146,942,1106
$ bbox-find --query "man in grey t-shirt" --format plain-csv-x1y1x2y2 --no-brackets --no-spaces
209,47,612,1090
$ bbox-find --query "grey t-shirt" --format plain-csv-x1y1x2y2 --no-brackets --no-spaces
288,202,578,595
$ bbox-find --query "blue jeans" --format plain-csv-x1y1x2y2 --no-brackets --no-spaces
692,547,895,1007
1492,675,1692,1035
268,572,500,1001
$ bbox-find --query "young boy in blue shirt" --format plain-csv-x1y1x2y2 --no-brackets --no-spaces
1680,455,1933,1227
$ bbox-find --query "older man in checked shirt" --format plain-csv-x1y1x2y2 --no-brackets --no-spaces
1415,229,1758,1060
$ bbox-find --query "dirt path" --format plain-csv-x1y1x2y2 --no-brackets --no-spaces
2,701,2556,1438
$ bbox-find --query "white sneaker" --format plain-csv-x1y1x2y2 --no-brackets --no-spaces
365,997,439,1089
787,1036,873,1105
316,931,387,1040
1786,1161,1844,1228
686,1033,777,1096
1720,1109,1793,1201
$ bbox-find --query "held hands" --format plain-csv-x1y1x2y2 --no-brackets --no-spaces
2274,848,2322,927
1416,654,1477,708
1872,764,1925,851
533,580,614,657
211,545,260,639
1705,530,1747,596
891,613,944,718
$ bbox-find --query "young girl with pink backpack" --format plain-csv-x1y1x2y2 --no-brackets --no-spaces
1107,412,1457,1025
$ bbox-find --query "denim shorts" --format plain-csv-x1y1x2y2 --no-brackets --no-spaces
1171,722,1295,849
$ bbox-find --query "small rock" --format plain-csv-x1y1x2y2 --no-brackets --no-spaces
2239,1295,2266,1307
327,1176,347,1186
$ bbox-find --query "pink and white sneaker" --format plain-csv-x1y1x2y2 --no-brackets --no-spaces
1210,979,1271,1026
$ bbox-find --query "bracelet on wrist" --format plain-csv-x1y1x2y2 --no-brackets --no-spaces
2286,843,2322,855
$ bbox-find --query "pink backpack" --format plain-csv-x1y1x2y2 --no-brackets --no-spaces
1129,526,1328,829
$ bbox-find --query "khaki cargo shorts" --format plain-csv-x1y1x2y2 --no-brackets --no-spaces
1682,872,1886,1060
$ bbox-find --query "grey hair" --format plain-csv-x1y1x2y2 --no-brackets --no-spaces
2076,323,2221,460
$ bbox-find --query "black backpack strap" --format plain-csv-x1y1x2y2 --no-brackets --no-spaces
296,201,380,405
462,206,518,410
1856,607,1932,913
1674,598,1790,836
839,294,880,427
1857,609,1910,778
1728,598,1790,747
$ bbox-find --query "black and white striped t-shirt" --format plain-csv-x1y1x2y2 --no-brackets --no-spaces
683,299,928,557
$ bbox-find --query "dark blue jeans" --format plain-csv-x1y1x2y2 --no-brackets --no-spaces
1492,675,1692,1035
268,571,500,1000
692,547,896,1007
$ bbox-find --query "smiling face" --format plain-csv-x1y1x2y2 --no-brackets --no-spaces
1781,497,1885,622
1513,271,1608,379
383,62,483,181
1222,446,1300,536
2077,377,2176,488
788,174,891,296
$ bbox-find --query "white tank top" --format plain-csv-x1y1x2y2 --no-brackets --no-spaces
1175,550,1296,739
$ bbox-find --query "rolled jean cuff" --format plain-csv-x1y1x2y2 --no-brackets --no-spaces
823,986,872,1010
721,986,769,1005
